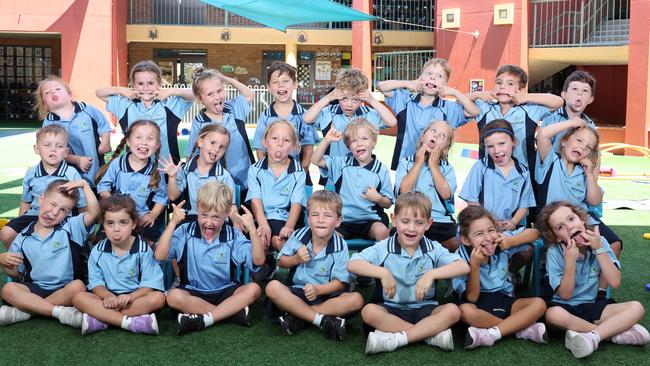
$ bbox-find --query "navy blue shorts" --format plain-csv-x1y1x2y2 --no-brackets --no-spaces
338,213,389,241
588,213,622,250
550,297,617,323
425,221,458,243
289,286,346,306
5,215,38,233
473,291,516,319
178,283,242,305
379,303,438,324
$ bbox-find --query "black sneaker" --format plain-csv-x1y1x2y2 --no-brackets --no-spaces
176,313,205,335
319,315,346,340
228,306,252,327
278,313,306,335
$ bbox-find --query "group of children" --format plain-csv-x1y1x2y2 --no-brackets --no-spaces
0,57,646,359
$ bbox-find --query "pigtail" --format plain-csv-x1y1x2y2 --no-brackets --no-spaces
95,136,128,184
148,145,162,189
189,140,200,161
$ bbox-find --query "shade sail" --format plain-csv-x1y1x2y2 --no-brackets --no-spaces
201,0,378,31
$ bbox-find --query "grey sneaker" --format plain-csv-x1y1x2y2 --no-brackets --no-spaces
58,306,83,328
0,305,31,326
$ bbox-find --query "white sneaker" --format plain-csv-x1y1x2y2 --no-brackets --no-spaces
0,305,31,326
611,324,650,346
565,330,598,358
516,322,548,344
425,328,454,351
365,331,400,355
58,306,83,328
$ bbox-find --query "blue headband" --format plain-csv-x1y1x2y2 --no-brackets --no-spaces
483,128,514,139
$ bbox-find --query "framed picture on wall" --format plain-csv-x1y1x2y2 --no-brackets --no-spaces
470,79,485,93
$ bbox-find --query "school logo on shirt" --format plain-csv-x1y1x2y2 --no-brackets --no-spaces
214,250,227,264
53,240,64,250
129,268,137,277
316,266,328,277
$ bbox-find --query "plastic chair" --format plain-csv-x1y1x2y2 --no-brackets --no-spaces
232,184,251,284
522,238,544,296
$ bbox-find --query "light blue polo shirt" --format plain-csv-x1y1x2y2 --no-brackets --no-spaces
325,154,394,223
547,237,619,305
9,214,91,290
385,89,467,169
167,221,259,293
107,95,192,163
88,236,164,294
394,155,456,223
175,155,235,215
452,227,529,297
253,101,319,160
475,100,550,172
312,104,385,158
541,105,596,153
96,153,168,217
459,156,536,222
279,226,350,288
350,234,462,309
43,101,112,186
245,157,306,221
535,152,589,211
22,161,87,216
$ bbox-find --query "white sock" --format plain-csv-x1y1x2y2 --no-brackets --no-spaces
51,306,62,319
203,313,214,327
312,313,324,327
120,316,130,330
488,326,502,341
589,330,601,344
395,331,409,347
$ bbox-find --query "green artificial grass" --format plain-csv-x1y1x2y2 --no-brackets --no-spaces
0,130,649,364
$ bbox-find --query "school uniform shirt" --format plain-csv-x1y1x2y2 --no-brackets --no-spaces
459,156,536,221
312,104,385,158
88,237,164,294
43,101,112,185
185,96,254,188
535,152,589,212
167,221,259,293
350,234,462,309
452,227,530,297
175,155,236,215
96,153,168,217
325,154,395,223
246,157,306,222
252,101,319,160
475,100,550,173
541,105,596,153
385,89,467,169
9,214,91,290
22,161,87,216
394,155,457,223
107,95,192,163
546,237,619,305
279,227,350,289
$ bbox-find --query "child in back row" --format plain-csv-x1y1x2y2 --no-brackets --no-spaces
0,179,99,328
395,120,458,250
538,201,648,358
0,125,87,248
312,118,394,241
254,62,318,185
73,195,165,336
155,182,264,335
265,190,364,340
38,76,112,186
185,67,255,190
97,60,194,164
453,205,547,349
96,120,168,242
348,192,470,354
378,58,479,169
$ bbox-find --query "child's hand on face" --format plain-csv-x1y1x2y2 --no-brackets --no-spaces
357,89,374,103
415,272,434,301
303,283,319,301
581,226,602,250
437,85,457,98
0,252,23,268
157,155,182,177
474,91,496,101
361,186,382,203
119,88,138,100
380,271,397,299
296,245,310,263
498,220,516,232
580,158,595,173
469,246,486,267
77,156,94,173
324,127,342,143
326,88,344,102
570,118,588,129
428,147,441,168
495,233,512,250
138,213,156,228
155,88,173,100
512,90,528,105
409,79,424,93
563,239,580,262
414,145,427,165
170,201,186,225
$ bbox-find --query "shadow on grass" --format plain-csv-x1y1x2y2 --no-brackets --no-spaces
0,193,24,217
0,178,24,192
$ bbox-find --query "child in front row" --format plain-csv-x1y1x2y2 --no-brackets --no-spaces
312,118,394,241
538,201,648,358
265,190,364,340
155,182,265,335
453,205,547,349
348,192,470,355
377,58,479,169
0,179,99,328
395,120,458,251
0,125,87,248
73,195,166,335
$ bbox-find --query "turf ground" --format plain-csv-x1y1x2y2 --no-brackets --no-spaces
0,128,648,365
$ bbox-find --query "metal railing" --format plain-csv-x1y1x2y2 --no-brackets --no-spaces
530,0,630,47
128,0,434,31
372,49,436,90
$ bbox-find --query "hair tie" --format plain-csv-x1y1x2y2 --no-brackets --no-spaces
482,127,514,140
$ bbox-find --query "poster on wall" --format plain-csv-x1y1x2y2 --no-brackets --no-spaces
315,60,332,81
470,79,485,93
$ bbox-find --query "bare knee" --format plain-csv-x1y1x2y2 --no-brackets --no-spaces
264,280,286,300
373,225,390,241
72,291,92,308
438,303,461,322
626,301,645,319
545,306,569,326
66,280,87,294
166,289,186,309
149,291,167,308
1,282,21,300
239,283,261,302
345,292,365,311
459,303,477,323
361,304,384,323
